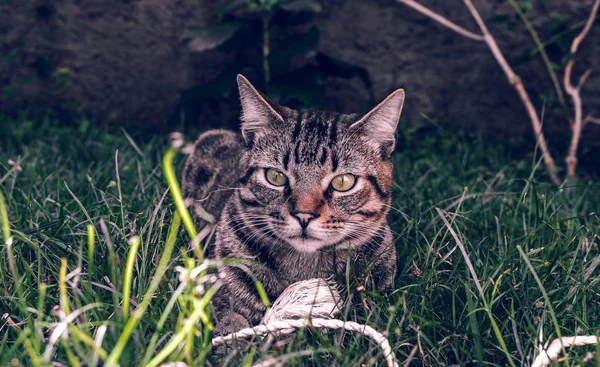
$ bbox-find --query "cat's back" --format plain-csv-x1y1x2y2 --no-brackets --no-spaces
182,129,244,227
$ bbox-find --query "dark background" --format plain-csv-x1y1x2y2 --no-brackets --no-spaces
1,0,599,165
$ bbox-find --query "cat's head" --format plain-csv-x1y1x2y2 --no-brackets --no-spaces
235,75,404,253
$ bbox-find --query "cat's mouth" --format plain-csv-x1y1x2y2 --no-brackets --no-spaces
285,236,326,253
284,227,334,253
288,232,318,240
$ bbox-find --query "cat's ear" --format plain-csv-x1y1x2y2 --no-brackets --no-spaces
237,74,284,143
350,89,405,154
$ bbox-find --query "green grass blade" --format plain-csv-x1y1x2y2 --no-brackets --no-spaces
162,148,200,258
122,236,141,320
105,211,181,367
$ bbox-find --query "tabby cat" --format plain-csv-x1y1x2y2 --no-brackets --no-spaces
182,75,404,334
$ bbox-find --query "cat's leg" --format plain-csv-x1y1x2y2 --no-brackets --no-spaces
368,224,397,291
212,266,283,336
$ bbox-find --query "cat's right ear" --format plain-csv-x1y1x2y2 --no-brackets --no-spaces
237,74,284,144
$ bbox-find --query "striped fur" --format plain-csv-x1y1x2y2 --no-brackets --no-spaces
182,75,404,334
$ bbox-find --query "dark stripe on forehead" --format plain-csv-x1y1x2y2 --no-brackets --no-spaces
319,146,328,166
328,114,339,147
292,111,302,140
239,166,256,185
367,175,389,199
293,111,304,165
331,150,338,172
283,150,290,170
294,142,301,164
302,112,330,164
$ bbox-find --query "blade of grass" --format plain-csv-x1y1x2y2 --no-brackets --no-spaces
140,281,188,365
0,189,10,241
115,150,125,229
145,283,219,367
104,211,181,367
437,208,516,367
122,236,141,320
162,148,200,258
60,258,72,315
465,282,485,366
517,245,568,366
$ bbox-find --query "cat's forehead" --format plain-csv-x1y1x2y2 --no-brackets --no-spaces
249,109,376,171
284,110,354,164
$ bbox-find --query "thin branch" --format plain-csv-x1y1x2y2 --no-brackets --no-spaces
396,0,560,184
395,0,485,41
532,335,598,367
563,0,600,179
212,318,399,367
507,0,566,106
576,69,592,91
462,0,560,184
584,114,600,127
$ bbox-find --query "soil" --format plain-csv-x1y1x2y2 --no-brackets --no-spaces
1,0,599,163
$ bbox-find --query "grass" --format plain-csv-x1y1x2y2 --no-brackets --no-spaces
0,115,599,366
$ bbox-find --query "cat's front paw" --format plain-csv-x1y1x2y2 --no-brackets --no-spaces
214,311,251,337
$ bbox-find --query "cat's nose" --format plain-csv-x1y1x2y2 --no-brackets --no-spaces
292,211,318,229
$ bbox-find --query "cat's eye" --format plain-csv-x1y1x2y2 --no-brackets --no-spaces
265,168,288,186
331,174,356,192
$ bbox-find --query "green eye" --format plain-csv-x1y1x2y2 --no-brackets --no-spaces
331,173,356,192
265,168,288,186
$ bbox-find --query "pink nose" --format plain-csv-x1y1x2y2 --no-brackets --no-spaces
292,211,318,229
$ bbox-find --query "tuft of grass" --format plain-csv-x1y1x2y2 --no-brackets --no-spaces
0,115,599,366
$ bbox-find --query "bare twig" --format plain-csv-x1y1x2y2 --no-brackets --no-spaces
396,0,560,184
576,69,592,91
395,0,485,41
462,0,560,185
584,115,600,127
564,0,600,179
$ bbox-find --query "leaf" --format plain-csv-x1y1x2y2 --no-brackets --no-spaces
183,22,243,53
279,0,322,14
261,0,280,11
217,0,247,21
520,0,532,15
269,26,319,72
548,17,565,33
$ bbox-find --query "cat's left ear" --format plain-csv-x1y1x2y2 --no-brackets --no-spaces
237,74,284,144
350,89,405,157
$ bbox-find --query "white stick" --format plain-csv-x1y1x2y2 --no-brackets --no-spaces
563,0,600,178
531,335,598,367
395,0,484,41
212,318,398,367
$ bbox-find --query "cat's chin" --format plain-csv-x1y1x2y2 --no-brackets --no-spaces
285,237,329,253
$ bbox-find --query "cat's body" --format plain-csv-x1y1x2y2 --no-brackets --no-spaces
182,75,404,334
